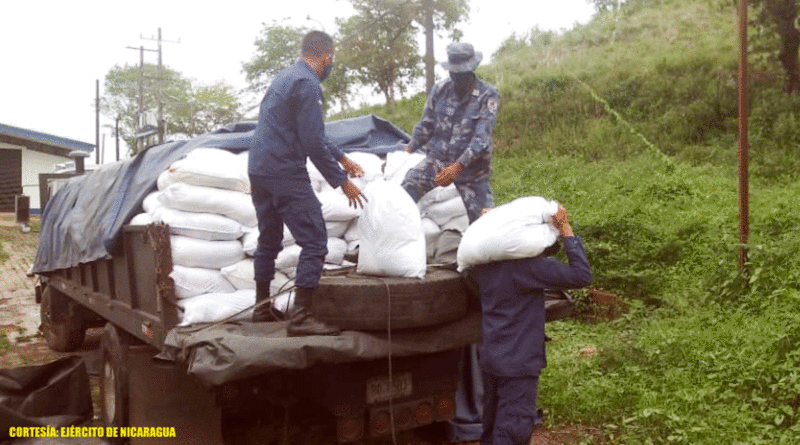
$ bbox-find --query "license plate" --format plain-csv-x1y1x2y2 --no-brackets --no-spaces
366,372,412,404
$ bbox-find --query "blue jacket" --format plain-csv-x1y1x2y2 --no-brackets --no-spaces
470,237,592,377
249,60,347,188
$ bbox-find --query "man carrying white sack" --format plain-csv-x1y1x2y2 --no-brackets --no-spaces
468,206,592,445
249,30,366,336
402,42,499,224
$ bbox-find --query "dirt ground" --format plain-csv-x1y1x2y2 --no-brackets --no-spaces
0,217,604,445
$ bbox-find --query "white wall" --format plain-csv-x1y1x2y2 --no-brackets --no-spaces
21,148,71,212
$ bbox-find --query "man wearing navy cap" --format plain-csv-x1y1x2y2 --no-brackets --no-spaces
402,42,499,224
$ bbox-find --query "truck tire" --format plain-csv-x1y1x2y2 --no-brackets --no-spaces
40,285,86,352
100,323,130,444
313,267,468,331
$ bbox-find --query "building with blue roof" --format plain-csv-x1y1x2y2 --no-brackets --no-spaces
0,123,94,213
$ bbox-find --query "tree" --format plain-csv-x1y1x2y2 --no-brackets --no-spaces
337,0,423,106
417,0,470,93
241,21,357,112
103,64,242,154
751,0,800,93
241,22,308,94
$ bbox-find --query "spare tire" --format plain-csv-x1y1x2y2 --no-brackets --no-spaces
312,267,468,331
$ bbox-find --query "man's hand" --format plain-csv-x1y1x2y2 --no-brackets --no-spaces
552,205,574,237
339,155,364,178
341,179,367,209
434,162,464,187
405,145,414,153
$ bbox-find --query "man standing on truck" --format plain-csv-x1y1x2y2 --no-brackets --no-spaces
248,30,366,336
401,41,499,441
401,41,499,224
468,206,592,445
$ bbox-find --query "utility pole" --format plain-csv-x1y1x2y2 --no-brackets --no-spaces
737,0,749,271
141,28,180,144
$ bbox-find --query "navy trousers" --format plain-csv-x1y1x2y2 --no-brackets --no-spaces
249,176,328,289
480,373,542,445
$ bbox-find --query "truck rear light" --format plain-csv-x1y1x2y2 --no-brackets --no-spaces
370,410,391,435
414,402,433,424
435,396,455,419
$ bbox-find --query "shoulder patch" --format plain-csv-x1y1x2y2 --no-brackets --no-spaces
487,98,499,114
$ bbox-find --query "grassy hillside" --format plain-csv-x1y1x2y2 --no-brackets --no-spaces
336,0,800,442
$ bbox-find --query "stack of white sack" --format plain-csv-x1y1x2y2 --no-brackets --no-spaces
456,196,560,272
127,148,479,324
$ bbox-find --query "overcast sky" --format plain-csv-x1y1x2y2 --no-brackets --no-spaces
0,0,595,163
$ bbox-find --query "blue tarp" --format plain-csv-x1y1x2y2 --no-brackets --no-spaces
32,114,410,274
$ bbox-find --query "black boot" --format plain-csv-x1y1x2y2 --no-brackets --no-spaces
252,281,275,322
287,287,340,337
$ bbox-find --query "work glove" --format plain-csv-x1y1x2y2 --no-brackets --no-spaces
434,162,464,187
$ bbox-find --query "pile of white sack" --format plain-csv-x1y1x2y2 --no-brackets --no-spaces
129,148,472,326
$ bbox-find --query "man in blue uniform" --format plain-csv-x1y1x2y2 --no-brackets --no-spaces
402,41,499,223
248,31,366,336
469,206,592,445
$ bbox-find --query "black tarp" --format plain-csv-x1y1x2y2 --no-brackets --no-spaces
0,357,92,438
32,114,410,274
159,310,481,388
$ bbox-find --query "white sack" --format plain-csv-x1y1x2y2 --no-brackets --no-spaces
170,236,245,269
345,152,384,183
275,244,303,274
242,227,259,256
307,159,333,193
142,191,162,213
159,182,257,227
421,217,441,259
383,151,426,184
170,266,236,299
326,220,350,238
326,237,348,266
129,213,153,226
220,259,256,290
152,207,243,241
177,289,255,326
318,189,362,221
418,184,461,208
456,196,560,271
271,271,293,297
422,195,468,226
357,180,426,279
441,214,470,233
164,148,250,193
283,225,296,247
343,219,360,242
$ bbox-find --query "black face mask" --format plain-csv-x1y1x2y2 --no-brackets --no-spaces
450,71,475,94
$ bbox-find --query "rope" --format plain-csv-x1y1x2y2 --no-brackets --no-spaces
569,73,673,167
